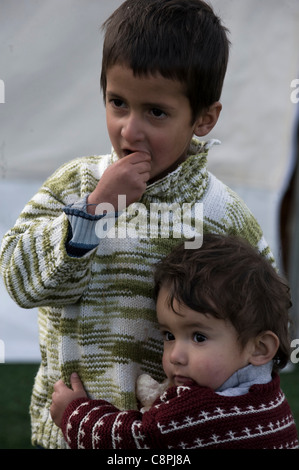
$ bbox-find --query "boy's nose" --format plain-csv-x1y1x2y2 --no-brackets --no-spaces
121,113,144,143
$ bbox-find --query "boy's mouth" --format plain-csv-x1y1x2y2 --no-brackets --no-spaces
121,148,152,161
122,148,150,157
123,149,133,156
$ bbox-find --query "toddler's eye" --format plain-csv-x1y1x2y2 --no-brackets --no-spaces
193,332,206,343
163,331,175,341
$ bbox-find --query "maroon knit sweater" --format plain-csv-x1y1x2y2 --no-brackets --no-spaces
61,374,298,449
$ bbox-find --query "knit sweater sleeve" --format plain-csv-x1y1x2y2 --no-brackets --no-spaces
0,157,100,308
60,386,211,449
60,398,160,449
60,377,299,449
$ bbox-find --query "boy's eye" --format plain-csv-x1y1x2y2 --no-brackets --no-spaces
111,98,125,108
193,332,206,343
150,108,166,118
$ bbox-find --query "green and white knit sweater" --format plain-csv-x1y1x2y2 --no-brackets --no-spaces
0,139,274,448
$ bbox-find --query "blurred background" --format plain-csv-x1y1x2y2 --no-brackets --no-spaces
0,0,299,448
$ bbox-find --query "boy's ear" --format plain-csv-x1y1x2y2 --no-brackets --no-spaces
249,331,280,367
193,101,222,137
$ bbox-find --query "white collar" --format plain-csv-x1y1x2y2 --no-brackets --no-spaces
216,362,273,397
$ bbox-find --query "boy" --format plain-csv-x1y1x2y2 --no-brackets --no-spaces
0,0,274,449
50,234,298,449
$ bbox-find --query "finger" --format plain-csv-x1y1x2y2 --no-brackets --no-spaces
136,161,152,175
126,151,152,164
70,372,85,392
53,379,65,392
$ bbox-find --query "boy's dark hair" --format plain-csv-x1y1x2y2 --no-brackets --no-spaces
101,0,230,122
154,234,292,371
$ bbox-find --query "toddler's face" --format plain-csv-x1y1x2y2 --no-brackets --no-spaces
156,286,254,390
105,64,200,183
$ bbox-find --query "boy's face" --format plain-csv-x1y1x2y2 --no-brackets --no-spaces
105,64,201,183
156,286,255,390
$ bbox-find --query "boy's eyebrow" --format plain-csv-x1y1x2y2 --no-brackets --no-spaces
106,91,123,100
144,102,177,112
106,91,176,111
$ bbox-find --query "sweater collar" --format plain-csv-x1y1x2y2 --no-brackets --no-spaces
216,362,273,397
111,138,220,204
143,138,214,203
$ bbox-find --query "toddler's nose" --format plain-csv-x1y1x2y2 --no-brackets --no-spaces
170,341,188,366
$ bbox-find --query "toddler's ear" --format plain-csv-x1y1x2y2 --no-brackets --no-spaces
249,331,280,366
193,101,222,137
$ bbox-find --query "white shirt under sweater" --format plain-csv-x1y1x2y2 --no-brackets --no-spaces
216,362,273,396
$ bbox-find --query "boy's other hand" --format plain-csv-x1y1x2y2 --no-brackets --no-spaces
50,373,87,428
87,151,151,214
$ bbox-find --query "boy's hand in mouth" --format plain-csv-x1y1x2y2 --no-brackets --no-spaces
87,150,151,214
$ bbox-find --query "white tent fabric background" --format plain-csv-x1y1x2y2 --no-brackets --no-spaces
0,0,299,362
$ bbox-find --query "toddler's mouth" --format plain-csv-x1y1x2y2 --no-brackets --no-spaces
173,375,197,387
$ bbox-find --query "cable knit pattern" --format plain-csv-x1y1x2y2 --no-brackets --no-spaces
61,375,298,449
0,139,274,448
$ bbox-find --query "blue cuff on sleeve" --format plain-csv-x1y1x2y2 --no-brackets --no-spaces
63,196,119,257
